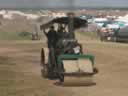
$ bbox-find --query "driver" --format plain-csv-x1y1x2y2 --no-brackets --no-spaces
57,25,65,39
43,26,57,48
43,26,57,70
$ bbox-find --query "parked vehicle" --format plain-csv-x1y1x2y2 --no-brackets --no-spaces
97,20,128,41
94,18,108,27
98,28,116,41
96,20,114,41
113,26,128,42
99,26,128,42
79,15,94,23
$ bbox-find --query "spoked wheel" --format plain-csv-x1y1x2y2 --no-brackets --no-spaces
41,48,48,78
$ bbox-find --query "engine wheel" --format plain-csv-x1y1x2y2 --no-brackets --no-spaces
41,48,45,66
93,67,99,74
41,48,48,78
41,64,49,78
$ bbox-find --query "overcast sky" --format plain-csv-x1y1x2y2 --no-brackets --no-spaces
0,0,128,8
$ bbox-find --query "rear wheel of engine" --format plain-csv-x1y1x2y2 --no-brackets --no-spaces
41,48,48,78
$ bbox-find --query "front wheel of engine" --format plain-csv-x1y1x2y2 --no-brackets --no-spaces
93,67,99,74
41,64,49,78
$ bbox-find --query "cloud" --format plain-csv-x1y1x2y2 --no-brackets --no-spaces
0,0,127,8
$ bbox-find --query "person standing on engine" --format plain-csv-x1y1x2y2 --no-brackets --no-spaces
43,26,57,48
43,26,57,70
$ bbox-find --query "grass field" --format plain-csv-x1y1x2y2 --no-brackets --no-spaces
0,31,33,40
0,35,128,96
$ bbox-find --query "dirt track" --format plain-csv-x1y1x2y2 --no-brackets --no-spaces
0,40,128,96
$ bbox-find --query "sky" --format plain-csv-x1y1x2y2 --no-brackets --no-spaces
0,0,128,8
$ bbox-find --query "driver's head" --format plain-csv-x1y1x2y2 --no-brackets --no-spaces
61,26,64,30
50,26,55,30
58,25,64,31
